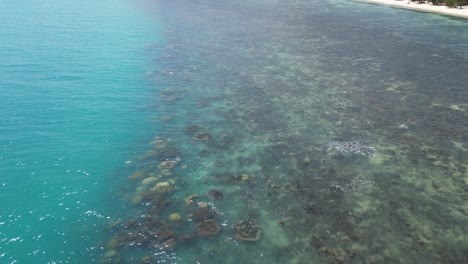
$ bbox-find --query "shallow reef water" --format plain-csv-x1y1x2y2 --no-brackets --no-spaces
98,0,468,263
2,0,468,263
92,0,468,263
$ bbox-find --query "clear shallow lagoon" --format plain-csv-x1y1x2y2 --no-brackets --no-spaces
1,0,468,263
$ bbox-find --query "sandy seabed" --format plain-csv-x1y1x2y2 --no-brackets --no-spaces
356,0,468,18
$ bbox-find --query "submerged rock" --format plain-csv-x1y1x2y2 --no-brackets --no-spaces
161,238,177,249
157,158,180,170
155,148,182,160
178,233,194,243
327,141,376,156
154,228,174,242
193,132,210,141
141,256,153,263
233,219,261,241
135,186,147,194
152,138,167,149
207,189,224,200
105,250,118,257
192,204,218,221
169,213,181,222
185,125,200,133
320,247,344,262
141,176,158,185
214,160,225,167
158,169,172,177
150,182,172,194
130,195,143,205
140,190,167,206
138,150,157,160
106,238,120,250
185,194,199,205
129,171,146,181
197,220,221,236
397,123,409,130
160,115,173,121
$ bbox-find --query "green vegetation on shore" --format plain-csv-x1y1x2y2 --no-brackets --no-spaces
412,0,468,8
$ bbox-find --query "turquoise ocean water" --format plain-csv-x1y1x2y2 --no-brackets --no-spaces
1,0,468,263
0,0,161,262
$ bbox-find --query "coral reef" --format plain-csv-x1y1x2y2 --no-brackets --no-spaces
185,125,200,133
160,115,173,121
207,189,224,199
129,171,146,180
233,219,262,241
157,158,179,170
197,220,221,236
141,176,158,185
185,194,199,205
192,203,218,221
327,141,377,156
169,213,181,221
103,0,468,261
150,181,172,194
193,132,210,141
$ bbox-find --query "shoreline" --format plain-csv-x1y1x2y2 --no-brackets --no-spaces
355,0,468,19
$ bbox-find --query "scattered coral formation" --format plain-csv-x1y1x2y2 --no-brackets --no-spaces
185,194,199,205
207,189,224,200
150,181,172,194
141,176,158,185
160,115,173,121
233,219,262,241
169,213,181,221
192,203,218,221
197,220,221,236
193,132,210,141
185,125,200,133
158,159,179,170
327,141,377,156
129,171,145,180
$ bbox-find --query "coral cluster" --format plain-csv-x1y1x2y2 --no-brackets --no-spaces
327,141,377,156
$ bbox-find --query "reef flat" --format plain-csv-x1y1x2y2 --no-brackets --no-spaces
98,0,468,263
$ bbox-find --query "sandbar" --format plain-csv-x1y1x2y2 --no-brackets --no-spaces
355,0,468,19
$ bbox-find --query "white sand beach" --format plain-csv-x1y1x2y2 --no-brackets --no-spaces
356,0,468,19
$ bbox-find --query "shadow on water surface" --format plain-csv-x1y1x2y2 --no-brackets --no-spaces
100,0,468,263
